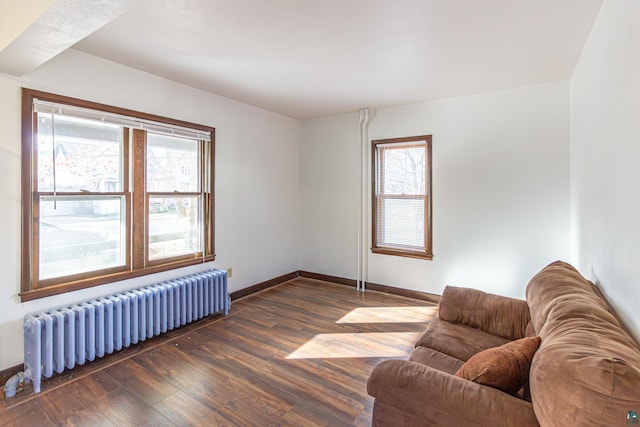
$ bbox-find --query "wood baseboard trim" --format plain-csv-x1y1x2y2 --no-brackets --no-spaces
298,271,441,304
0,364,23,389
229,271,300,301
298,271,356,287
365,281,441,304
229,270,441,304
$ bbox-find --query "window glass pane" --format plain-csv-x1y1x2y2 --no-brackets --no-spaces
379,198,424,248
39,196,126,280
37,113,122,192
383,146,425,195
149,196,201,260
147,134,199,192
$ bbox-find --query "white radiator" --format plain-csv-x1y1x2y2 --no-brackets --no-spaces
23,269,229,394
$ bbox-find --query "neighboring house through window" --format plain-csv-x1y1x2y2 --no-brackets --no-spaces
21,89,215,301
372,135,432,259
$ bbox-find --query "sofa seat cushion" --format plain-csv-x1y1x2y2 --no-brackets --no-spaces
415,317,510,362
455,336,541,396
409,346,464,374
527,261,640,427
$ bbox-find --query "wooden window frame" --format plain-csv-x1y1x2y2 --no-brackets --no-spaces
21,89,216,301
371,135,432,260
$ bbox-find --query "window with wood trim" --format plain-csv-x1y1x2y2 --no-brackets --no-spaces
372,135,432,259
21,89,215,301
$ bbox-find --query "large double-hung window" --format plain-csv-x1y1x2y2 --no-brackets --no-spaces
21,89,215,300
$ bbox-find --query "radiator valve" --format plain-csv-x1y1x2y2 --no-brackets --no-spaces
4,371,27,398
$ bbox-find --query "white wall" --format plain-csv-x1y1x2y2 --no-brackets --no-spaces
300,112,359,277
0,49,300,370
570,0,640,341
301,82,570,299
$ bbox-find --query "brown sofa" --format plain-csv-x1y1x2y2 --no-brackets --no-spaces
367,261,640,426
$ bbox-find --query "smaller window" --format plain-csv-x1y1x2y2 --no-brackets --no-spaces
372,135,432,259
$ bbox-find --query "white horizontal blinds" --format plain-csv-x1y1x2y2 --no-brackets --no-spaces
375,140,427,251
33,99,211,142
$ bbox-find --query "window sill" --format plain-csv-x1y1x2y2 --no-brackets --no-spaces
371,247,433,260
20,255,215,302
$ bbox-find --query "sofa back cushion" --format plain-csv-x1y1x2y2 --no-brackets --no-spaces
439,285,530,341
526,261,640,426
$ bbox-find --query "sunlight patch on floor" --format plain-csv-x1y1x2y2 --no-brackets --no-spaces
335,306,437,324
286,332,422,359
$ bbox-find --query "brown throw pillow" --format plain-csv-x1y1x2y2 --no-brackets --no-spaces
455,336,541,395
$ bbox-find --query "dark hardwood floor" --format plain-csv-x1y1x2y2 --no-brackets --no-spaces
0,278,436,426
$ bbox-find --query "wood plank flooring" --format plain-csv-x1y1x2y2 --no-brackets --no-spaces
0,278,436,426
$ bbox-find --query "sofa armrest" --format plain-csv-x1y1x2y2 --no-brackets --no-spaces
439,285,530,340
367,360,538,427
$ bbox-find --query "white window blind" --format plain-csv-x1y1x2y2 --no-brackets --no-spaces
33,99,211,142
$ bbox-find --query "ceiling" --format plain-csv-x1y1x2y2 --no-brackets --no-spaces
0,0,603,119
